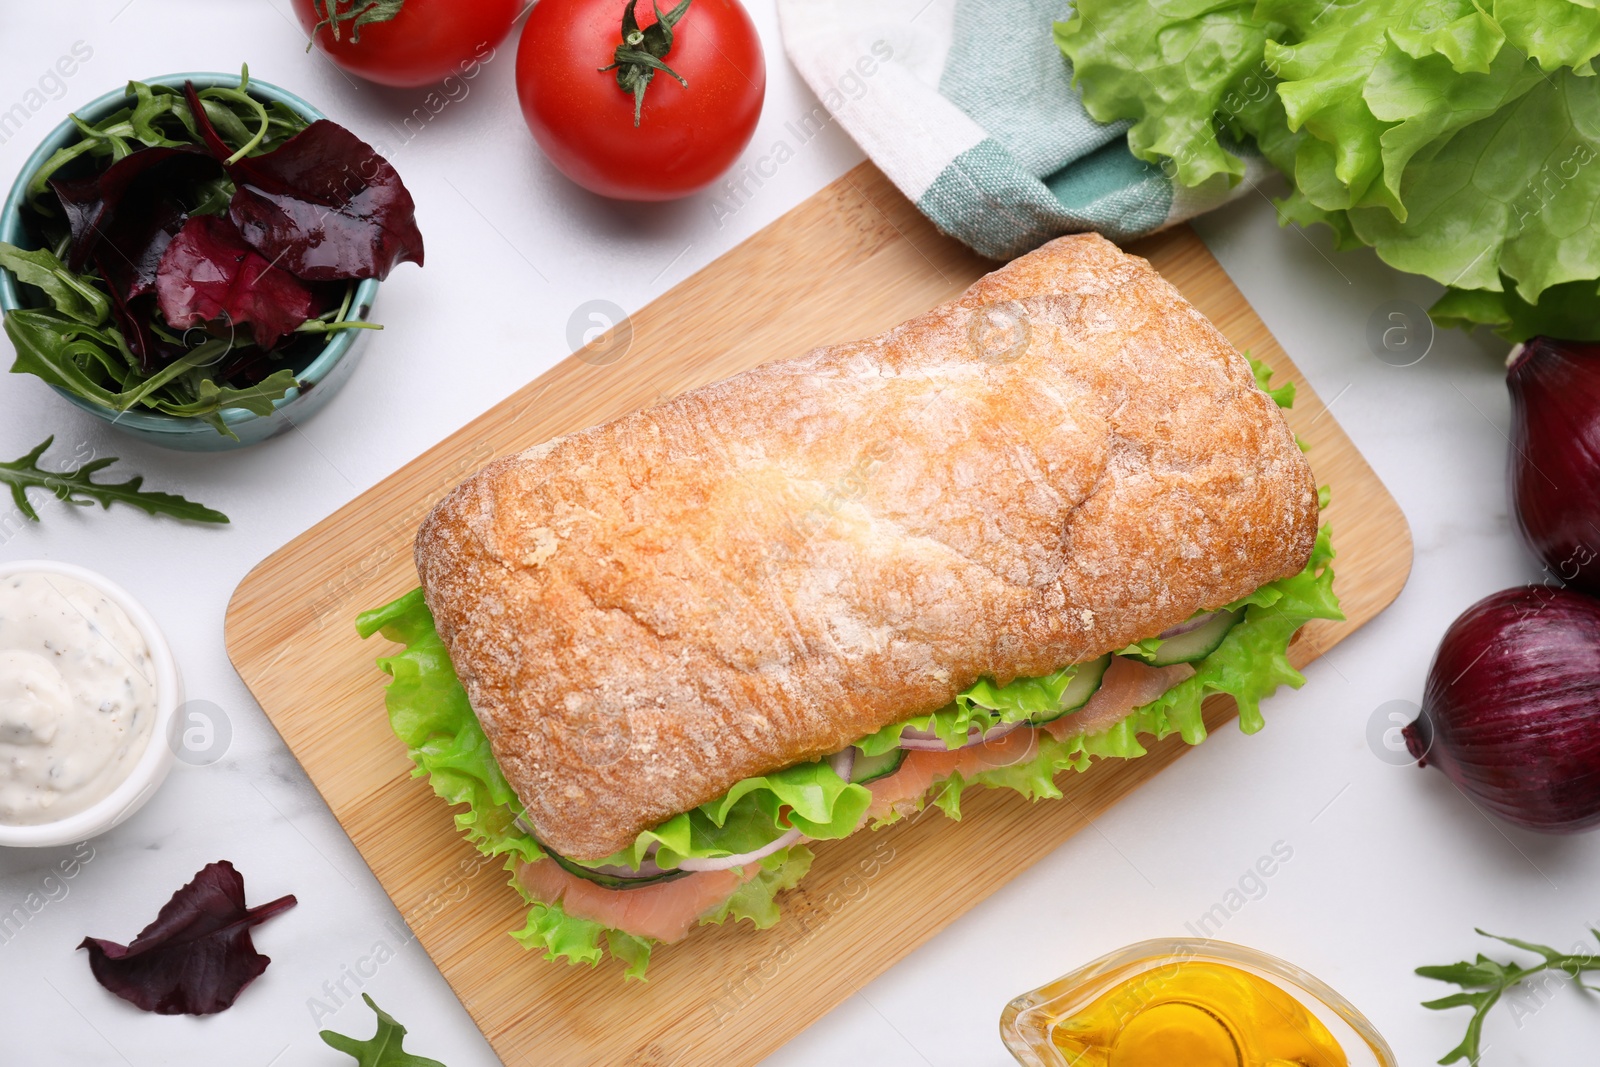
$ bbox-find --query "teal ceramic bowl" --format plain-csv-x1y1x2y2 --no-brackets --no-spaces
0,73,380,452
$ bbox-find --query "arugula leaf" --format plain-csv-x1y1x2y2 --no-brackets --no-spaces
0,436,228,524
320,994,447,1067
144,368,299,420
1419,928,1600,1064
5,309,133,407
0,243,110,325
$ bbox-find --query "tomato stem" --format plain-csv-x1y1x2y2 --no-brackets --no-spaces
309,0,406,45
598,0,693,127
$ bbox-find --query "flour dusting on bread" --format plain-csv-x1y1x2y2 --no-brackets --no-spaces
415,234,1317,859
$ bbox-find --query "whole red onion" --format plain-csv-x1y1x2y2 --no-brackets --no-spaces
1404,585,1600,833
1508,337,1600,594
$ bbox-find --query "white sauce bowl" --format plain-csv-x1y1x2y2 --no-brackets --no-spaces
0,561,181,848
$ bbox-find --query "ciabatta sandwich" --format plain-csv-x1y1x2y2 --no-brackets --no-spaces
359,233,1341,977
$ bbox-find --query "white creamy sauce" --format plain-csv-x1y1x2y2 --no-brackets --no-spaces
0,572,158,825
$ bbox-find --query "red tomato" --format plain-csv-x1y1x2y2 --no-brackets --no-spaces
293,0,521,88
516,0,767,201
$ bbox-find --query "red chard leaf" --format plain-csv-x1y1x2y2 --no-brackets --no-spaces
50,146,220,275
101,197,188,303
99,261,179,374
227,121,426,281
78,860,296,1016
156,214,319,350
183,81,424,281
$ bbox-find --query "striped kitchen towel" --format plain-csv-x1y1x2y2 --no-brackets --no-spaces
775,0,1267,260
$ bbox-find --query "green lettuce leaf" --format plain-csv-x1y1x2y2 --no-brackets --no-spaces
1493,0,1600,74
1346,68,1600,301
1430,277,1600,341
1247,352,1296,408
357,590,540,868
593,768,866,871
507,846,814,982
701,845,815,928
357,593,825,979
948,521,1342,818
1263,0,1544,221
854,662,1092,757
1055,0,1600,319
1054,0,1282,189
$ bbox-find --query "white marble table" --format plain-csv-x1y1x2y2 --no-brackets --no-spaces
2,3,1592,1065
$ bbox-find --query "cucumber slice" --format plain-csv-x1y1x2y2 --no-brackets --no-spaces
1142,608,1245,666
851,747,907,784
546,848,691,890
1025,654,1111,726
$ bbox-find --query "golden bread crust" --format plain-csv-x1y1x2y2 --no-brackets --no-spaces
415,234,1318,859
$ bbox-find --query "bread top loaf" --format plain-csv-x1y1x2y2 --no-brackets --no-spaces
415,233,1318,859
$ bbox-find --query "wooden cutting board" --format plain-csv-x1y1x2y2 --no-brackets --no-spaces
225,162,1411,1067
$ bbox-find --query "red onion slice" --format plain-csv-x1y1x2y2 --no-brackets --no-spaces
830,746,856,783
675,826,804,872
1159,610,1225,639
518,822,677,880
897,719,1023,750
981,721,1024,743
584,842,675,880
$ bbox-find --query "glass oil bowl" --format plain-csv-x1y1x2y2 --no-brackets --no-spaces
999,939,1396,1067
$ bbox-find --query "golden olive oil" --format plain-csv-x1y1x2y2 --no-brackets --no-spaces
1048,960,1348,1067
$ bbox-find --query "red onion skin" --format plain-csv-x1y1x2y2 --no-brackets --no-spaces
1405,585,1600,833
1159,610,1223,639
1508,338,1600,595
897,720,1023,750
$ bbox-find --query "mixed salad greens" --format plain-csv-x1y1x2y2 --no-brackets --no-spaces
355,361,1342,979
1056,0,1600,342
0,67,423,437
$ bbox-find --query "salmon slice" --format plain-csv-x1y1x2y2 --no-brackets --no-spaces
865,657,1195,820
865,728,1040,822
1044,656,1194,740
516,859,759,943
519,659,1199,937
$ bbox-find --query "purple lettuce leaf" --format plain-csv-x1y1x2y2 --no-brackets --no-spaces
78,860,296,1016
155,214,319,350
183,82,424,281
50,146,220,277
99,196,188,303
98,260,178,374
